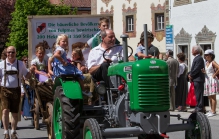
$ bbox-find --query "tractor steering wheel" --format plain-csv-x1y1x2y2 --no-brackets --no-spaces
103,45,133,62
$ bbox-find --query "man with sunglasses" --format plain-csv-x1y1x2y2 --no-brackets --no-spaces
0,46,33,139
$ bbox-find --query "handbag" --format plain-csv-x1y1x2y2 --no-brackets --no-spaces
186,82,197,106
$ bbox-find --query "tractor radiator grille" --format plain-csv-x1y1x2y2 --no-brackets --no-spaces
138,75,169,107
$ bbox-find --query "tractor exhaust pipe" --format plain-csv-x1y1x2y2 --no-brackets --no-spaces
120,34,129,62
143,24,148,56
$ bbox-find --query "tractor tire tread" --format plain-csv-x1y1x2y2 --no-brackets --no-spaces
53,86,81,139
185,112,212,139
83,118,102,139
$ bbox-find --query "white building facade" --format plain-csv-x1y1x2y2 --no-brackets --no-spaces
91,0,168,55
169,0,218,69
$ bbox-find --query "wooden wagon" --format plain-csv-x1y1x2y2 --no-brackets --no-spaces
24,76,54,139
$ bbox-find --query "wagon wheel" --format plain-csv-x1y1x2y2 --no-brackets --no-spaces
46,102,54,139
33,98,40,130
83,118,103,139
185,112,212,139
53,86,81,139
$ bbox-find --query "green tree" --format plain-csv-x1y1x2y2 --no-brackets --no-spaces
0,1,15,53
7,0,77,59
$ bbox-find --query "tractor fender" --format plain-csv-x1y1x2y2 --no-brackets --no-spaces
53,77,83,99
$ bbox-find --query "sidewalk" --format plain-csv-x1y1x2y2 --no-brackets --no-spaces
170,106,219,120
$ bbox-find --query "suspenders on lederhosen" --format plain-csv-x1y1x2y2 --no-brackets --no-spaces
1,60,20,98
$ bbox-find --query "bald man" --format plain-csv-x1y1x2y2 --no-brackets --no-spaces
0,46,33,139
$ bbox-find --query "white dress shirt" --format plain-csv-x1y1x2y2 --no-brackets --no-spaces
0,59,28,88
87,44,123,69
178,63,186,77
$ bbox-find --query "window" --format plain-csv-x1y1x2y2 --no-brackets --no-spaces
126,15,134,32
155,14,164,31
178,45,189,65
173,0,192,7
122,3,137,37
195,26,216,51
194,0,207,3
151,3,165,41
200,44,211,52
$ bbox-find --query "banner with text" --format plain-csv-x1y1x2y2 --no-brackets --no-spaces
29,16,111,59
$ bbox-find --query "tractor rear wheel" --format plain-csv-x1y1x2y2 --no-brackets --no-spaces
185,112,211,139
53,86,81,139
46,102,54,139
83,118,102,139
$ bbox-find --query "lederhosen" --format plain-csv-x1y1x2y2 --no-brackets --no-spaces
0,60,21,113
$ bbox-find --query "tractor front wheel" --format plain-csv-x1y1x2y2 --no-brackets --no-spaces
53,86,81,139
83,118,102,139
185,112,211,139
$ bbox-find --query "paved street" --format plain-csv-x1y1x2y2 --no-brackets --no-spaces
0,106,219,139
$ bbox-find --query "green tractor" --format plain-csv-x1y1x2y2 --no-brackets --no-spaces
52,33,211,139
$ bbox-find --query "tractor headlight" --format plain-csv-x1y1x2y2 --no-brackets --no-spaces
95,82,106,95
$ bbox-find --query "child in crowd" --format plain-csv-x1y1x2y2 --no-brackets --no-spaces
31,44,51,84
43,40,53,59
48,34,91,96
71,47,94,104
72,42,90,66
71,48,87,73
89,17,120,49
48,42,56,80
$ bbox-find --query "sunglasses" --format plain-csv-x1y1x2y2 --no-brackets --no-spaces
7,51,15,54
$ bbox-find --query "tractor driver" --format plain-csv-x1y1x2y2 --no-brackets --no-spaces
135,31,160,60
87,29,134,88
